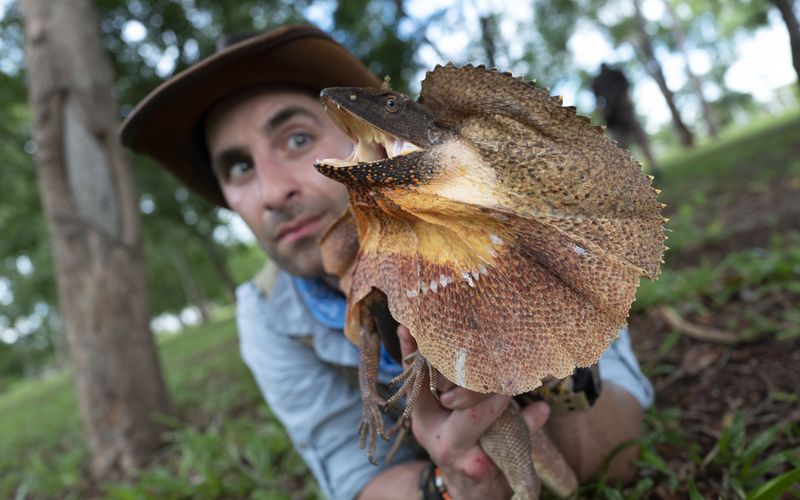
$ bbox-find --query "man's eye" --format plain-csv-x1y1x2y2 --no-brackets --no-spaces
227,161,251,180
288,132,312,150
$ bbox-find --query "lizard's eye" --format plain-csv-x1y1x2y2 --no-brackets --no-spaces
384,96,399,112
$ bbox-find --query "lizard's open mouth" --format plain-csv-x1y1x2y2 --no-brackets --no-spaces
318,96,422,168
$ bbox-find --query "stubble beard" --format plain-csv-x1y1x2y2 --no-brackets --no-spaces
267,235,326,278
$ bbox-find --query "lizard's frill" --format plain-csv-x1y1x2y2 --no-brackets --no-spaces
334,65,666,394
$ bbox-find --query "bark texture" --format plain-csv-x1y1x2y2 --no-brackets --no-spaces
771,0,800,92
664,0,719,138
21,0,173,480
632,0,695,147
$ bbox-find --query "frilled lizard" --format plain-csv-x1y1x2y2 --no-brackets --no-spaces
314,64,666,499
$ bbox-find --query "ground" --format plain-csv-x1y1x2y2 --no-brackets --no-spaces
613,111,800,498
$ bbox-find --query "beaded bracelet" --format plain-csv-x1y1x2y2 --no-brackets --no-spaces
419,462,451,500
433,466,453,500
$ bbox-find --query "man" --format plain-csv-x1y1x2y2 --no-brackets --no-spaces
121,25,654,499
591,63,659,176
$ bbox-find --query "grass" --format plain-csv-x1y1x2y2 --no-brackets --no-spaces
653,109,800,258
2,108,800,498
0,317,317,499
586,410,800,500
657,108,800,180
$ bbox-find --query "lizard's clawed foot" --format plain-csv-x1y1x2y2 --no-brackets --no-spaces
358,393,389,465
386,350,438,421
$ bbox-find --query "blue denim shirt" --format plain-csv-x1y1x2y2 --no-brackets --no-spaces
236,270,653,499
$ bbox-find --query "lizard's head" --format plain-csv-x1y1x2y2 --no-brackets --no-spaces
315,87,444,186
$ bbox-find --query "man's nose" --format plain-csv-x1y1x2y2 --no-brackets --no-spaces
253,156,300,210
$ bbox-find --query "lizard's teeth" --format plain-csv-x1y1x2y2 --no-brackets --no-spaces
389,140,422,158
391,140,406,158
317,157,354,167
400,141,421,155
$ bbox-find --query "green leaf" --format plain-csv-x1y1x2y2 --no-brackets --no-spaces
745,467,800,500
687,478,704,500
639,448,672,476
740,426,782,479
744,449,800,485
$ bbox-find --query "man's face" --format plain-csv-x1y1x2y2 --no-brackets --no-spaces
205,90,353,278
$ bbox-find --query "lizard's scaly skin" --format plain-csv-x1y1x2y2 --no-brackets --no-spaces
480,401,541,500
316,64,665,499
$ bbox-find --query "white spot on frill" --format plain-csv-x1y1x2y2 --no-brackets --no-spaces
490,234,504,246
479,265,488,276
429,280,438,292
406,289,418,298
454,349,468,386
573,244,587,256
461,271,475,288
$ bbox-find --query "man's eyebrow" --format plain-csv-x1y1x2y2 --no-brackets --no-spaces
264,106,321,132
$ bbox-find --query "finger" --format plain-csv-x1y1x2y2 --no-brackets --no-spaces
520,400,551,431
397,325,417,370
396,325,448,431
443,394,512,448
440,386,492,410
397,325,456,397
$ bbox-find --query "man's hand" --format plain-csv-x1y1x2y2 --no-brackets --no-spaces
397,326,550,500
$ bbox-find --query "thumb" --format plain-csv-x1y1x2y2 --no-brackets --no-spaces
520,400,551,431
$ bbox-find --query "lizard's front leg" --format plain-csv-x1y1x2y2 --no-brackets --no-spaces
357,303,388,464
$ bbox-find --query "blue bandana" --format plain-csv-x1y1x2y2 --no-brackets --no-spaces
293,277,403,377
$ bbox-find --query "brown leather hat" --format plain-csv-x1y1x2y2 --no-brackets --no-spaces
119,24,381,207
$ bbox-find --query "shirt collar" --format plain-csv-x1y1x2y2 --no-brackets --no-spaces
292,276,347,330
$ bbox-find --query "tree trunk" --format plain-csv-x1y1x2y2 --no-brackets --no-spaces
632,0,695,147
480,14,498,68
49,312,70,370
771,0,800,91
21,0,173,481
664,0,719,138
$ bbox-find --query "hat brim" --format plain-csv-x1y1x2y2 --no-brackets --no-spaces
119,24,382,207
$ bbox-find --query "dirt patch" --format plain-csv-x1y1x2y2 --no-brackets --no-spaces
625,143,800,494
629,287,800,496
